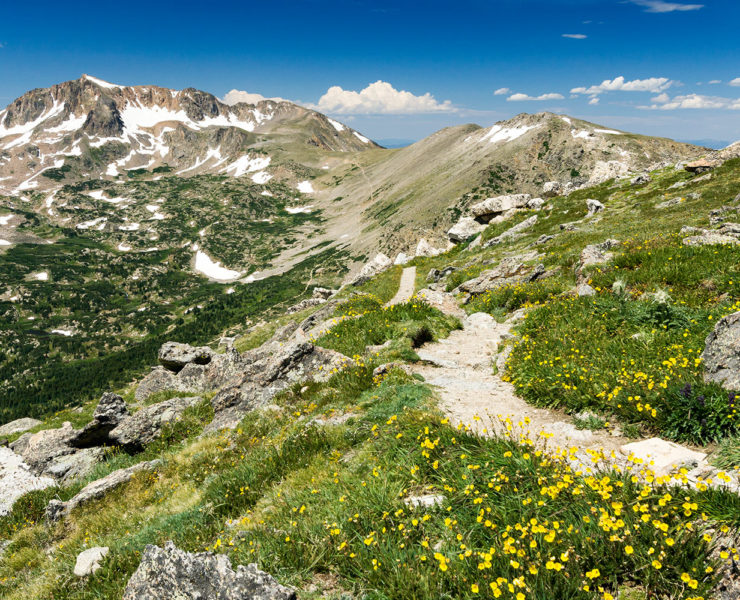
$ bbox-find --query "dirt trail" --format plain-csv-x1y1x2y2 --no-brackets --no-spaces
386,267,416,306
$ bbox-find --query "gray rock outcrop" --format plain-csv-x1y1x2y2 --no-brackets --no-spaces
46,460,161,522
447,216,485,242
455,258,545,301
702,311,740,391
158,342,214,373
70,393,129,448
0,418,41,438
350,253,392,285
542,181,563,197
414,238,442,257
109,397,202,451
577,239,620,281
483,215,538,247
470,194,531,222
586,199,604,215
122,541,296,600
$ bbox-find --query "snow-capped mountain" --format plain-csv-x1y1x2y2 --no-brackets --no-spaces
0,75,378,194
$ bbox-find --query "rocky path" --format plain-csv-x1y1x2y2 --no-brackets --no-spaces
411,305,627,459
386,266,417,306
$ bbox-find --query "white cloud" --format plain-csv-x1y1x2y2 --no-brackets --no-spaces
562,34,587,39
507,92,565,102
493,87,511,96
641,93,740,110
571,76,673,95
730,78,740,87
708,80,722,84
222,89,288,105
312,81,454,114
627,0,703,12
588,97,600,105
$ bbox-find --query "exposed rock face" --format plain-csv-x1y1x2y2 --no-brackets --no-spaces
527,197,545,210
702,311,740,391
109,397,202,451
70,393,129,448
46,460,161,522
542,181,564,198
10,423,104,484
587,160,630,185
74,547,109,577
415,238,442,258
447,217,485,242
0,447,56,516
483,215,538,247
158,342,214,373
470,194,530,222
135,367,189,402
455,258,545,301
206,341,349,432
586,199,604,215
0,417,41,437
122,541,296,600
350,253,392,285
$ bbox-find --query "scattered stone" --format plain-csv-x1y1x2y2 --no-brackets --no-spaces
668,180,687,189
683,233,740,247
70,392,129,448
542,181,563,198
404,494,445,509
655,197,683,209
46,460,161,522
286,297,325,314
455,258,544,298
685,158,718,173
576,283,596,297
693,172,714,183
560,221,578,231
122,541,296,600
702,311,740,391
109,397,202,451
0,417,41,437
534,234,554,245
350,253,392,285
527,197,545,210
414,238,443,258
447,216,486,242
312,287,335,300
158,342,213,373
74,546,109,577
586,199,604,215
483,215,538,247
630,173,651,186
620,438,706,476
470,194,531,222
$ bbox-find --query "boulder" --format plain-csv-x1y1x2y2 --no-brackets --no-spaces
404,494,445,509
685,158,718,173
630,173,651,186
456,258,545,299
10,423,104,484
158,342,213,373
542,181,563,198
587,160,630,185
586,199,604,215
350,253,392,285
577,239,620,276
620,438,706,476
74,547,109,577
135,367,188,403
311,287,335,300
0,417,41,437
393,252,410,265
655,197,683,209
683,233,740,247
534,234,554,245
109,396,202,452
483,215,538,247
576,283,596,297
470,194,531,222
447,216,485,242
702,311,740,391
46,460,161,522
414,238,442,258
122,541,296,600
0,446,55,516
70,392,129,448
527,197,545,210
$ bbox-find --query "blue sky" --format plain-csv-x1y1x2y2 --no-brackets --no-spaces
2,0,739,146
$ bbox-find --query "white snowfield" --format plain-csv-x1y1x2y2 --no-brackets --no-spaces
118,222,140,231
595,128,621,134
32,271,49,281
481,123,539,144
83,74,121,89
0,215,14,225
353,131,370,143
51,328,74,336
251,171,272,184
328,118,345,132
285,205,314,214
194,250,242,281
297,180,315,193
222,155,271,177
76,217,107,230
87,190,128,204
0,239,11,246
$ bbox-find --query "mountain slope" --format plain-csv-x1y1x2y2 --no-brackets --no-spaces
0,74,379,194
312,112,705,253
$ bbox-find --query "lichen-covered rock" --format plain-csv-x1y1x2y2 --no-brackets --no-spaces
109,397,202,451
158,342,214,373
447,216,485,242
470,194,530,222
586,199,604,215
70,392,129,448
703,311,740,391
135,367,188,402
0,417,41,438
122,541,296,600
46,460,161,522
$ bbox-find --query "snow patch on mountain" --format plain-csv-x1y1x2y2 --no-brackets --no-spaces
222,155,271,177
481,124,539,144
194,250,242,281
297,180,314,193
